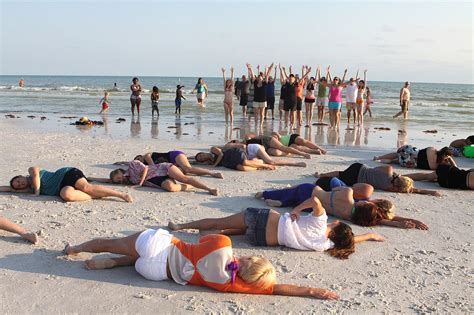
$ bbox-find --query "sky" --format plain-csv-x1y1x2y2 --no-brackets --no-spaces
0,0,473,84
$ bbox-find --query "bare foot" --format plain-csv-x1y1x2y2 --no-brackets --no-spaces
122,193,133,203
212,172,224,179
63,244,76,255
209,189,218,196
168,221,180,231
21,232,38,244
85,258,116,270
296,162,307,167
265,199,282,207
303,153,311,159
255,192,263,199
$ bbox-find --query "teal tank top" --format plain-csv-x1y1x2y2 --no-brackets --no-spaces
39,167,72,195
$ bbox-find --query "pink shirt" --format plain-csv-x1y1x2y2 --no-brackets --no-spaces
329,86,343,102
125,160,172,184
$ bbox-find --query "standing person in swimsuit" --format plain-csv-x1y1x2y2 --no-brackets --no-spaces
326,67,348,129
193,78,208,108
239,75,250,116
394,81,411,119
175,85,186,115
100,160,218,195
99,91,111,114
2,167,133,202
304,68,318,127
114,150,223,178
316,66,330,124
273,132,327,155
314,163,441,196
222,67,235,125
130,77,142,115
257,185,428,229
0,216,38,244
405,164,474,190
194,147,276,172
373,146,456,170
265,66,277,120
169,200,384,259
247,63,275,127
295,66,310,126
364,87,373,118
355,70,367,126
65,228,339,299
151,86,160,117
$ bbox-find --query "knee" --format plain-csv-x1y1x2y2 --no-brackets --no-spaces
162,181,179,192
60,187,75,202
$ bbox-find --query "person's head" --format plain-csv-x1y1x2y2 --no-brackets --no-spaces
242,75,247,81
358,80,365,89
404,81,410,88
9,175,30,190
197,77,203,85
236,78,240,82
225,79,233,89
351,201,381,226
320,76,327,83
466,135,474,145
194,152,213,164
371,199,395,220
289,74,295,84
309,77,315,84
333,76,340,85
133,155,145,163
104,91,109,98
436,147,453,164
152,86,159,94
391,175,414,193
109,169,129,184
237,256,276,289
132,77,139,84
326,222,355,259
366,87,371,95
349,77,355,84
268,76,273,82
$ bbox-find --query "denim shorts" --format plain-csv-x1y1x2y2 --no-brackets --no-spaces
244,208,269,246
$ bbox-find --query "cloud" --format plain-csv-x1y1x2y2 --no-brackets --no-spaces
381,25,395,32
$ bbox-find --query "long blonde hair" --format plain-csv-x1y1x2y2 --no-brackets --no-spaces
238,256,276,289
392,176,414,193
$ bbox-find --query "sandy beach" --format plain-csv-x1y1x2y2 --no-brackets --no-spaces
0,118,472,314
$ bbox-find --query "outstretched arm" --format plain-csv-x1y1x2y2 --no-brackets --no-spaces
221,68,226,87
404,172,437,181
273,284,339,300
28,167,40,195
230,66,234,82
411,187,441,196
87,177,112,183
341,69,348,85
354,233,385,244
381,216,429,230
265,63,274,81
0,186,31,193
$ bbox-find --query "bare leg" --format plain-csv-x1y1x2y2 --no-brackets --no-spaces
294,137,326,154
256,148,306,167
373,152,397,161
65,232,140,257
161,179,191,192
175,155,223,178
168,211,247,232
168,165,218,195
270,138,311,159
267,148,288,156
314,170,340,178
74,178,132,202
85,255,137,270
242,159,276,170
0,216,38,244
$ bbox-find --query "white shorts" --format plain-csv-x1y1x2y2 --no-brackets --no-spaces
135,229,172,281
253,101,267,108
247,143,261,159
197,92,205,100
316,97,328,107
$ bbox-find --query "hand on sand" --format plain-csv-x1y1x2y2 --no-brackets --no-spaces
310,288,339,300
255,192,263,199
370,234,385,242
122,193,133,203
168,221,180,231
212,172,224,179
21,232,38,244
209,189,218,196
410,219,429,230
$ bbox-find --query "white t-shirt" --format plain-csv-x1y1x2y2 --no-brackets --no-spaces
346,84,358,103
277,213,334,251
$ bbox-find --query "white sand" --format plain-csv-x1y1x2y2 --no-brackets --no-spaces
0,120,473,313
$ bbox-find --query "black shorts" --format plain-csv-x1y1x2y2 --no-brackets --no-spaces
436,165,469,189
240,94,249,106
147,175,170,187
244,207,269,246
338,163,363,186
266,96,275,110
315,177,332,191
284,98,297,112
59,168,86,190
150,152,171,164
289,134,299,147
416,149,430,170
220,148,247,170
296,97,303,111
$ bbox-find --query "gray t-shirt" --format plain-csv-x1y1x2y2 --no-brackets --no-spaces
357,165,392,190
242,80,250,95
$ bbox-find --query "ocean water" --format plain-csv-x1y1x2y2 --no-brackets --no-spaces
1,75,473,150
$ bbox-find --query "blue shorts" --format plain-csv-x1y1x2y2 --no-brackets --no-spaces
175,99,181,107
328,101,342,110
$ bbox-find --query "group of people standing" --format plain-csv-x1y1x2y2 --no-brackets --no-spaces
229,65,373,131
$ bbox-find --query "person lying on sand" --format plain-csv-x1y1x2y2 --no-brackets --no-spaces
64,229,339,300
314,163,440,196
1,167,132,203
90,160,218,195
169,198,384,259
0,216,38,244
241,133,311,159
449,135,474,157
404,164,474,190
114,150,224,178
271,132,327,155
256,185,428,229
373,145,456,170
194,147,276,171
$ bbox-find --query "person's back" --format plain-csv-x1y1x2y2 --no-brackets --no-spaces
312,186,353,218
357,165,391,190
